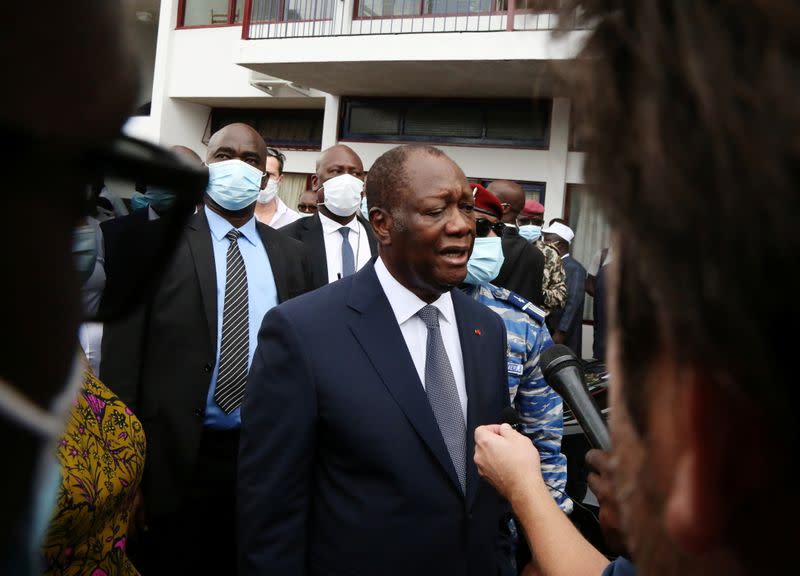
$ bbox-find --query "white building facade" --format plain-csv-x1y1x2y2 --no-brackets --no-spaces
129,0,605,356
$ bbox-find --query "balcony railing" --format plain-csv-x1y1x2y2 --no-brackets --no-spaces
242,0,574,39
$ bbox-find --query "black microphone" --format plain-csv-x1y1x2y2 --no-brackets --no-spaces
499,406,522,431
541,344,610,451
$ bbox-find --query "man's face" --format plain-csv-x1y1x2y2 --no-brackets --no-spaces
297,191,318,214
313,147,365,203
517,214,544,227
206,125,268,189
384,153,475,302
266,156,283,185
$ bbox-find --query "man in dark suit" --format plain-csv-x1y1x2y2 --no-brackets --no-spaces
488,179,546,306
543,222,586,357
281,144,377,289
102,123,312,575
239,144,512,576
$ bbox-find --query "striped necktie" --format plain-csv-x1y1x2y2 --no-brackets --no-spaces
214,229,249,413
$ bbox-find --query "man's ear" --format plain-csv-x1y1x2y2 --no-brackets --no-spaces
664,369,750,554
370,208,393,247
311,174,319,190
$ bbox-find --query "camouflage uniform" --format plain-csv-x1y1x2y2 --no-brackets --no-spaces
466,283,572,513
535,239,567,313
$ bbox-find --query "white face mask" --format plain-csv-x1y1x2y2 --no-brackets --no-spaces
321,174,364,217
257,178,279,205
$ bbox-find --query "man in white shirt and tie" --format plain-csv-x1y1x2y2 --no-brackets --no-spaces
281,144,377,289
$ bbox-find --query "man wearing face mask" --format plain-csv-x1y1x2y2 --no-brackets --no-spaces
254,147,302,229
487,180,546,308
102,123,312,575
461,185,571,572
281,144,377,290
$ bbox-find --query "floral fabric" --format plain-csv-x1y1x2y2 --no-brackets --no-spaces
42,360,145,576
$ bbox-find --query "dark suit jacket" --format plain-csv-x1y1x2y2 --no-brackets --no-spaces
280,212,378,290
493,227,545,306
101,208,313,516
238,260,512,576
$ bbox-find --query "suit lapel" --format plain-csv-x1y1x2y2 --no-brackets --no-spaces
347,265,464,495
303,215,328,286
257,223,289,302
451,289,485,510
185,210,217,350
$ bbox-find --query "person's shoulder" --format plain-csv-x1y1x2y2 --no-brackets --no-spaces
487,285,547,326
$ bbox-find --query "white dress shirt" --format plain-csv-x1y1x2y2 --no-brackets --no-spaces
268,197,302,229
374,257,468,422
319,211,372,284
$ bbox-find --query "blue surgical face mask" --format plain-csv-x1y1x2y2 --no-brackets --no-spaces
518,224,542,243
360,196,369,220
72,224,97,284
130,187,176,213
206,159,265,211
464,237,505,286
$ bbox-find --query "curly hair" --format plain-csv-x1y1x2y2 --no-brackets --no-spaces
563,0,800,442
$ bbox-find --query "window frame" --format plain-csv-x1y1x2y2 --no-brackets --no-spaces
208,108,325,151
340,98,552,149
177,0,243,29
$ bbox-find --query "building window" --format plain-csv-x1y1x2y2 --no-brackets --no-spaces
341,98,551,148
250,0,335,21
179,0,243,27
208,108,324,150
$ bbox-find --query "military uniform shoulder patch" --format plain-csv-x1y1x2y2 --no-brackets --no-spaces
503,290,547,324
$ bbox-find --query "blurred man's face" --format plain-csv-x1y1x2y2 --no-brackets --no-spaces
607,262,689,576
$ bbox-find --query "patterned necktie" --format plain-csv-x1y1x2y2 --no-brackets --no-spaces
339,227,355,277
214,229,249,413
417,304,467,493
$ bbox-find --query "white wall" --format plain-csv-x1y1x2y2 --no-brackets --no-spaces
149,3,584,215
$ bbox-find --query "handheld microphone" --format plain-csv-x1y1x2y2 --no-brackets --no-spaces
541,345,610,451
499,406,522,431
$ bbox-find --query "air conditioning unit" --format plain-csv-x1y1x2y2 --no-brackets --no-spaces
249,71,314,97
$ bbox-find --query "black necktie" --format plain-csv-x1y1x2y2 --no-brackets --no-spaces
214,229,249,413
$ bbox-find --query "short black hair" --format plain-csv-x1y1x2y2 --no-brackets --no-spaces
366,145,446,215
266,147,286,174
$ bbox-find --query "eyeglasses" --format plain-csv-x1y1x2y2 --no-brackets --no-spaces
297,202,317,213
475,218,505,238
517,216,544,227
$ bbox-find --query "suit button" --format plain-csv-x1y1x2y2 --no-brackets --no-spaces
203,363,212,373
194,408,204,417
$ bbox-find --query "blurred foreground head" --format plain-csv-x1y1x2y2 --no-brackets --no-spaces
566,1,798,574
0,0,138,567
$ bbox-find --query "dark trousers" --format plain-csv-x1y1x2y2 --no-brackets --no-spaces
133,428,240,576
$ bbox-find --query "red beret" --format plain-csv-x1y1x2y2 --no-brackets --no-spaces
470,183,504,219
521,199,545,215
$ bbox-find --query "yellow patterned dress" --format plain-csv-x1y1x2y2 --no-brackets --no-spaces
42,359,146,576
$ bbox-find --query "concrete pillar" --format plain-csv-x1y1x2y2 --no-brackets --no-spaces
544,97,571,222
321,93,341,149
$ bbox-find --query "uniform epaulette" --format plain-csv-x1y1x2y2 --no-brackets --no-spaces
492,287,547,325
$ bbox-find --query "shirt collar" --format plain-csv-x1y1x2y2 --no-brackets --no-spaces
205,205,258,247
374,257,456,327
319,210,360,236
274,197,288,217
